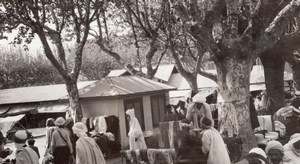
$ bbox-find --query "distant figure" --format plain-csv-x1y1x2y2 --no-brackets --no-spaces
0,131,11,163
27,139,40,158
72,122,106,164
126,108,147,150
45,118,57,156
50,117,73,164
200,117,230,164
186,98,214,129
283,135,300,164
236,147,268,164
265,141,284,164
175,100,187,120
64,118,77,157
14,130,39,164
164,104,178,121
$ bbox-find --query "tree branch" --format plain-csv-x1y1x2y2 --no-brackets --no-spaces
72,0,92,79
255,0,300,56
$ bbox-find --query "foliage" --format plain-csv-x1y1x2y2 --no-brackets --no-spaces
0,0,99,121
91,0,170,78
0,46,63,89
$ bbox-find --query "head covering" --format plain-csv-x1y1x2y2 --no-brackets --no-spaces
13,130,28,144
55,117,66,126
126,108,135,118
72,122,88,134
290,133,300,140
247,148,268,164
27,139,35,145
46,118,55,127
265,140,284,154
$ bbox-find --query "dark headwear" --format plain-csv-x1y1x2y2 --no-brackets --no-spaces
27,139,35,145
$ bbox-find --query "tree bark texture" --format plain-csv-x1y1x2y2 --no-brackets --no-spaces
260,53,285,114
215,57,256,157
65,80,82,122
292,63,300,91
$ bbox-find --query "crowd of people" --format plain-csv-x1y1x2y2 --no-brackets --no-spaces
0,117,107,164
237,134,300,164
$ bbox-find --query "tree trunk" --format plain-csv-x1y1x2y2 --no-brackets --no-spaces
260,53,285,114
292,63,300,91
65,80,82,122
183,74,198,97
215,57,256,157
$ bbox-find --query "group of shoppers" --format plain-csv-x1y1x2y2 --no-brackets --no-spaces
236,133,300,164
10,116,106,164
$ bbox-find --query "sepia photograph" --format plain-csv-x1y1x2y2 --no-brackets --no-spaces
0,0,300,163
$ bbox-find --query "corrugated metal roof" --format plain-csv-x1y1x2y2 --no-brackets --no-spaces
107,64,176,82
0,81,96,105
107,69,128,77
79,76,176,98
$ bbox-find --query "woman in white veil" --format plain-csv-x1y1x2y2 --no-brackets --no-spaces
126,108,147,150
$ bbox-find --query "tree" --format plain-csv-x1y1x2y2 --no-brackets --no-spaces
91,0,168,79
167,0,300,155
81,41,120,80
0,46,63,89
260,17,300,114
0,0,98,121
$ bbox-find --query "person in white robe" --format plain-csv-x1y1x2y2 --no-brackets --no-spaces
200,117,230,164
72,122,106,164
283,134,300,164
125,108,147,150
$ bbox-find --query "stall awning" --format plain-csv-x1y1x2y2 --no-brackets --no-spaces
37,103,69,113
0,114,25,137
250,83,266,91
0,104,38,117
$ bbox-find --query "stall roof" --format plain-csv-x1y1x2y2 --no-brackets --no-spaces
107,64,177,82
0,104,38,117
79,76,176,98
37,103,69,113
0,81,96,105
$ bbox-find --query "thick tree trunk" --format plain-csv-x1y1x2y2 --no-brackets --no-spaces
260,53,285,114
184,75,198,97
215,57,256,157
65,80,82,122
292,63,300,91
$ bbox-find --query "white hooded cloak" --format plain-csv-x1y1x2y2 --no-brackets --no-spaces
126,108,147,150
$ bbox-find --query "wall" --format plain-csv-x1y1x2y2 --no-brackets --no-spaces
81,98,119,117
81,92,169,149
142,95,153,131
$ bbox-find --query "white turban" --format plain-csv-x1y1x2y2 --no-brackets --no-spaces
248,148,267,164
265,140,284,154
249,148,267,159
72,122,88,134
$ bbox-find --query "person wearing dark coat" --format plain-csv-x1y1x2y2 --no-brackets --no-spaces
27,139,40,158
250,97,260,129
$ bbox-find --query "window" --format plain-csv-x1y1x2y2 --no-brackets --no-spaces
124,97,145,134
151,94,166,128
